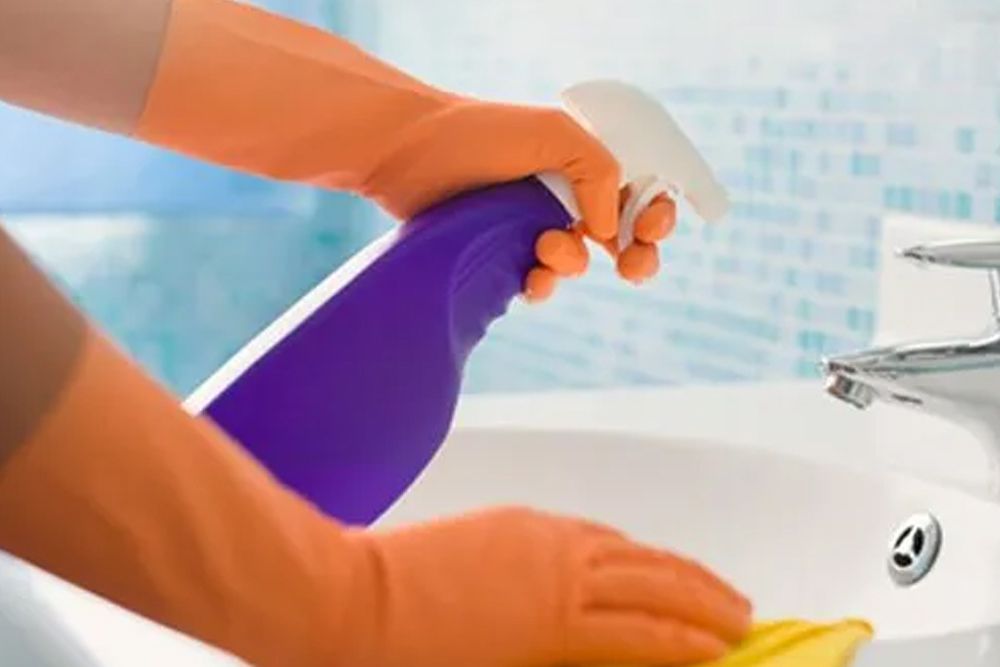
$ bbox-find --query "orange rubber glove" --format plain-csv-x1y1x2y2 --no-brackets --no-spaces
134,0,675,300
0,324,751,667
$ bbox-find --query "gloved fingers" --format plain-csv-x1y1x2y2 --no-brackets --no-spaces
538,231,659,286
569,611,729,666
610,186,676,241
535,228,589,277
528,226,660,295
633,194,677,244
616,242,660,284
585,189,673,284
523,116,683,296
525,227,588,303
614,190,675,283
593,542,752,613
523,266,559,303
584,566,752,643
543,110,622,242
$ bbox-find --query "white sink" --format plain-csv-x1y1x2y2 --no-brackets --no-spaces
7,414,1000,667
0,554,241,667
380,427,1000,665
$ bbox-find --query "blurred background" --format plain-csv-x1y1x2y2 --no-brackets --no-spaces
2,0,999,395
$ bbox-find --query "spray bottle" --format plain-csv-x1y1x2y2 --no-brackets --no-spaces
183,80,729,525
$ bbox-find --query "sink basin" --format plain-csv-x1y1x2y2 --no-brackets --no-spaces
4,425,999,665
0,553,241,667
380,428,1000,665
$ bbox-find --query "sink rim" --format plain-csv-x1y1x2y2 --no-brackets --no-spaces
442,425,1000,511
385,425,1000,644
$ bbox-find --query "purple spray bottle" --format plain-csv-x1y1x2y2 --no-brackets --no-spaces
183,80,730,525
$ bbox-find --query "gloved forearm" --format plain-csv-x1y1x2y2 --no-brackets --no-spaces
135,0,676,290
135,0,672,291
0,0,171,133
1,0,673,294
135,0,453,197
0,228,85,463
0,229,353,666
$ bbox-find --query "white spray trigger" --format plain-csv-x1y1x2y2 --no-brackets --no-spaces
560,79,730,251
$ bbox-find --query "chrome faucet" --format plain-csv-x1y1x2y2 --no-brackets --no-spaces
822,239,1000,489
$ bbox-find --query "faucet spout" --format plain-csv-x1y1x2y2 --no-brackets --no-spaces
820,237,1000,499
823,369,877,410
822,334,1000,498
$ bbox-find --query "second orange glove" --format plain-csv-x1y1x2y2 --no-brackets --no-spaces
134,0,675,299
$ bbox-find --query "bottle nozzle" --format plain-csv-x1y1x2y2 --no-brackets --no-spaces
560,80,729,248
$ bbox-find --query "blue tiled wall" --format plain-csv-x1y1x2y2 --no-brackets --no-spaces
343,0,1000,390
4,0,1000,395
4,198,381,393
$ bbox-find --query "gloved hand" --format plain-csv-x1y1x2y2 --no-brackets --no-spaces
344,506,751,667
135,0,675,301
527,191,675,302
0,322,751,667
355,99,679,301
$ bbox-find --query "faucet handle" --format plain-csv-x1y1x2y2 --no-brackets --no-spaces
899,239,1000,322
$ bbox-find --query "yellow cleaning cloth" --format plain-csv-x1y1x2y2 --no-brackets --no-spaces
602,619,872,667
699,619,873,667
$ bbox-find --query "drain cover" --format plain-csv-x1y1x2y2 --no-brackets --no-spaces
887,512,942,586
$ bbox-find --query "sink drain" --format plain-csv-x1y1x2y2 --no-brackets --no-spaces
887,512,941,586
